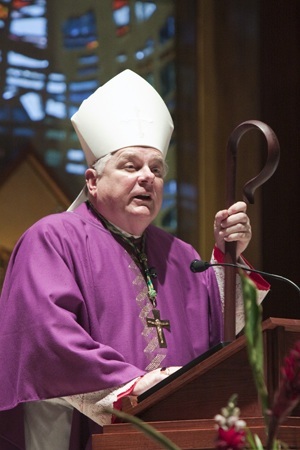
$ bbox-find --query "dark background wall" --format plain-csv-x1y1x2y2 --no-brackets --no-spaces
260,1,300,319
175,0,300,320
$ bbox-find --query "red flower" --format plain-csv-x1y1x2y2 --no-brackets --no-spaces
272,340,300,421
215,426,246,450
266,340,300,449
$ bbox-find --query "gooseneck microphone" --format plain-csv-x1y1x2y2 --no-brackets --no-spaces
190,259,300,295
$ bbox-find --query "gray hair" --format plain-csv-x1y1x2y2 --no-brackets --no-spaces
92,153,113,176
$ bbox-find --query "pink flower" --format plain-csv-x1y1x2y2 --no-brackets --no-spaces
215,426,246,449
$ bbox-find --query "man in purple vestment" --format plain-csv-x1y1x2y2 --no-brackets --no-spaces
0,70,269,450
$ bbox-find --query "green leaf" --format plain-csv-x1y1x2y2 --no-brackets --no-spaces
253,433,265,450
105,408,181,450
241,272,270,426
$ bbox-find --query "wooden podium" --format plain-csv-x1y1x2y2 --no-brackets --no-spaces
92,318,300,449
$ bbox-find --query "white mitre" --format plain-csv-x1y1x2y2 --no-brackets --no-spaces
68,69,174,210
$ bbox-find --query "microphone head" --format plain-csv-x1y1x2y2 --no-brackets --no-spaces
190,260,210,273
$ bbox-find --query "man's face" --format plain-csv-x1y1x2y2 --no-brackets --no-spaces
87,147,165,235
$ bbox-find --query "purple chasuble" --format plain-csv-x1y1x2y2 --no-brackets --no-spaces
0,202,223,449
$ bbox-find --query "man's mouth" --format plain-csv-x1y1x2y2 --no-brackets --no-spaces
134,194,151,201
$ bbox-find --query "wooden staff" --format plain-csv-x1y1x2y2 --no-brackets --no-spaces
224,120,280,342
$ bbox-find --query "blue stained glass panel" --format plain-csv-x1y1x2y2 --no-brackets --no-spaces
67,149,85,162
69,80,98,92
159,15,175,44
12,107,30,122
6,75,45,90
160,61,176,97
8,51,49,69
10,17,47,47
79,54,99,65
20,92,45,121
115,52,128,63
45,129,66,141
45,149,63,167
113,5,130,26
46,81,66,95
18,4,46,17
135,38,154,60
135,1,156,22
65,162,86,175
13,127,35,137
46,99,67,119
62,10,97,49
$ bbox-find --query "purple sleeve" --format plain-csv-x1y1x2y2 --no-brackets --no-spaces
0,220,144,411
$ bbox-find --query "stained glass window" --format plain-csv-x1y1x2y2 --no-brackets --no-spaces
62,10,97,49
0,0,176,233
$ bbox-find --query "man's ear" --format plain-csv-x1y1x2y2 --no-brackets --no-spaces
85,168,98,197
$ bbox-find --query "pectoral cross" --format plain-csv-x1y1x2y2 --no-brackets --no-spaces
146,309,170,348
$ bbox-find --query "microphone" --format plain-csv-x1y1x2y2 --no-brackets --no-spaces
190,259,300,295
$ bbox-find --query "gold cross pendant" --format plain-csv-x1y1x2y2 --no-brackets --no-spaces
146,309,170,348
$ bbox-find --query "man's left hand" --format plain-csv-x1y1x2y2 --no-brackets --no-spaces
214,201,252,258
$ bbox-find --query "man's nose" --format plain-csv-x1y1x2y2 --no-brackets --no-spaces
138,166,155,182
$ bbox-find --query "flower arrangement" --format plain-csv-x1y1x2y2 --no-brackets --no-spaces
110,274,300,449
211,274,300,450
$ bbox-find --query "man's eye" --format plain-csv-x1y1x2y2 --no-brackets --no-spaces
152,167,163,177
124,164,136,170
